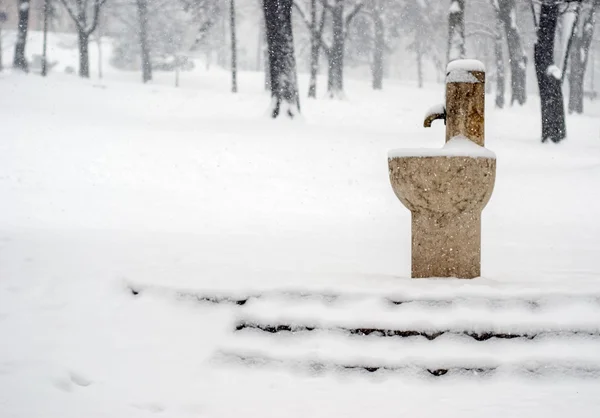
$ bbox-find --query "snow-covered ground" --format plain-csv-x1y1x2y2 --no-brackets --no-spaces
1,31,600,417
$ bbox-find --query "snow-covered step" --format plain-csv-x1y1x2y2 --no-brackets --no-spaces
233,297,600,338
217,329,600,376
129,282,600,309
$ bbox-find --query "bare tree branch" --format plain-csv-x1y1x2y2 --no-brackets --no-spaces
86,0,109,35
294,0,331,55
58,0,108,35
318,0,333,10
58,0,83,30
344,1,363,27
293,1,312,28
317,1,327,36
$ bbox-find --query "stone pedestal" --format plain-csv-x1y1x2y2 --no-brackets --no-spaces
388,154,496,279
412,211,481,279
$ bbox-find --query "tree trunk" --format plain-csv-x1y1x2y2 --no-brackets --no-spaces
307,42,319,98
307,0,320,98
0,26,3,71
483,37,493,94
371,1,384,90
42,0,49,76
263,0,300,118
328,0,345,98
534,2,566,143
416,41,423,89
494,0,527,105
591,45,596,98
260,6,270,91
78,30,90,78
13,0,30,72
327,55,334,91
137,0,152,83
97,31,103,79
264,44,271,91
568,2,596,114
217,10,227,67
257,19,263,71
230,0,238,93
447,0,465,63
495,21,505,109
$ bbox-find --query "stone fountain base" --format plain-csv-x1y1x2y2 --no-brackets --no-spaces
411,210,482,279
388,148,496,279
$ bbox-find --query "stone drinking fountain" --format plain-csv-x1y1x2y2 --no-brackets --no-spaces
388,59,496,279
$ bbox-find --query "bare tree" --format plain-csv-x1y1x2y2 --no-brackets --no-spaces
490,0,527,105
110,0,219,83
59,0,108,78
370,0,384,90
402,0,447,87
326,0,363,97
293,0,326,97
263,0,300,118
186,0,222,58
96,8,103,79
255,2,270,90
448,0,466,63
295,0,363,98
533,0,566,143
230,0,237,93
308,0,326,97
42,0,50,76
136,0,152,83
416,38,424,88
0,17,3,71
494,20,506,108
13,0,31,72
568,0,597,113
560,1,582,85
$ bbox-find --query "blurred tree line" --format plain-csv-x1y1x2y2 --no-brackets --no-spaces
4,0,599,141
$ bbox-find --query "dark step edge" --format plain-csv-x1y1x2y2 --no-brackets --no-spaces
216,349,493,376
129,286,334,306
129,285,251,306
128,285,600,309
216,350,600,378
235,321,600,341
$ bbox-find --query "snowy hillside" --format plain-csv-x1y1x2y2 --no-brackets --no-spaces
1,30,600,418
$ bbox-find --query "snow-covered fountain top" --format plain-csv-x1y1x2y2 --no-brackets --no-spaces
427,58,488,147
388,135,496,159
